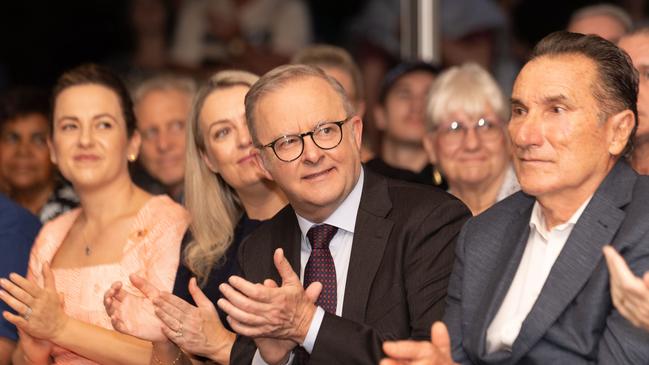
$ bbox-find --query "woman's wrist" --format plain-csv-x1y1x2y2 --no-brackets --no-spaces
49,314,71,345
152,340,182,365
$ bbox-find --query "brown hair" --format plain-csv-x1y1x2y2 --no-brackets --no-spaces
51,64,136,137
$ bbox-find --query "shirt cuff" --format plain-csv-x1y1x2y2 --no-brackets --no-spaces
301,306,325,353
252,350,295,365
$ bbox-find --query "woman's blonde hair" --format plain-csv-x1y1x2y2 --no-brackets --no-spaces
184,70,259,286
425,62,508,129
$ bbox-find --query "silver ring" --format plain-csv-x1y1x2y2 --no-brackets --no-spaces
23,307,32,321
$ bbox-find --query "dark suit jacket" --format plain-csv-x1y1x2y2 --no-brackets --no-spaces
231,170,470,364
444,161,649,364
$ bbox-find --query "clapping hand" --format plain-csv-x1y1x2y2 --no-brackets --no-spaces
603,246,649,331
0,263,68,342
381,322,458,365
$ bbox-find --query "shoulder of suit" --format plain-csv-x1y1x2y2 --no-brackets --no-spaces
239,204,295,248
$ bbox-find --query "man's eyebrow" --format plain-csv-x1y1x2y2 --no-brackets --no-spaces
540,94,569,104
510,97,525,107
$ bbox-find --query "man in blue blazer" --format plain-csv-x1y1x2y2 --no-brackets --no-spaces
381,31,649,364
0,193,41,365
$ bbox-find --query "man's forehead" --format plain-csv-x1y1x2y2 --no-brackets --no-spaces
255,77,346,135
619,33,649,61
513,55,596,98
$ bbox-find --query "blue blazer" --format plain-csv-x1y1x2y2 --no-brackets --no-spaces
0,193,41,341
444,161,649,364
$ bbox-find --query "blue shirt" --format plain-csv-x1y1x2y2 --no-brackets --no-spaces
0,193,41,341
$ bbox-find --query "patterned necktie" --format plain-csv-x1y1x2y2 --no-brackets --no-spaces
294,224,338,364
304,224,338,313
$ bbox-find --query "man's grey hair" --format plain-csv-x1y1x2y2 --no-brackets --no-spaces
569,4,633,33
245,64,356,145
132,74,197,106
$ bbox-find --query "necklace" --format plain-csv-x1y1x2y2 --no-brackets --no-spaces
82,225,93,256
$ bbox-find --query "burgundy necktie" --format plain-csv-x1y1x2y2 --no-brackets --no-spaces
304,224,338,314
294,224,338,364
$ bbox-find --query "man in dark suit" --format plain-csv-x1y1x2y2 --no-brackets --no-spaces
381,31,649,364
216,64,470,364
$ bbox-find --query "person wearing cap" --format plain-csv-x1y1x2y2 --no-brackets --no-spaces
367,61,445,187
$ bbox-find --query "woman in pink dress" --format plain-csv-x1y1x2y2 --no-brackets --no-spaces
0,64,189,365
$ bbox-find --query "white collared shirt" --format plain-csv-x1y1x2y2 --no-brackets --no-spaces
252,169,364,364
485,196,592,354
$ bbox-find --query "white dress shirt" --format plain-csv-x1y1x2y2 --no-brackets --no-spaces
486,196,592,354
252,169,364,364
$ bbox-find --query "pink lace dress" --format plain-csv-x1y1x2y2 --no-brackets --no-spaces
27,195,190,364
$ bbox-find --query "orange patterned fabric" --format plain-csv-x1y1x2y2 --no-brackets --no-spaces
27,195,189,364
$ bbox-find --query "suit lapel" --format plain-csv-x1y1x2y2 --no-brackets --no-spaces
466,198,534,361
342,171,393,323
268,206,302,284
509,161,635,362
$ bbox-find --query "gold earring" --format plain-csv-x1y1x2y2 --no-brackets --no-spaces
128,154,137,162
433,167,443,186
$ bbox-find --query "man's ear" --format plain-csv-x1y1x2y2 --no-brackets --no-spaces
607,109,635,156
422,132,438,164
350,116,363,150
254,151,274,181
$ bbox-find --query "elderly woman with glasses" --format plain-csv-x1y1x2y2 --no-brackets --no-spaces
423,63,519,215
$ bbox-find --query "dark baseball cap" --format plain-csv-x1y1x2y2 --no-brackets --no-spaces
378,61,442,104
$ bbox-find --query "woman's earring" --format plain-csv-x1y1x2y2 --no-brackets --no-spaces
128,154,137,162
433,167,443,186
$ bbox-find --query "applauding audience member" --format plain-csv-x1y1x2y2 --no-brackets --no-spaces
215,64,469,364
383,31,649,364
105,70,287,364
0,64,189,365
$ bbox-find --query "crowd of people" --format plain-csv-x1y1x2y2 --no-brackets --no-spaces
2,2,649,365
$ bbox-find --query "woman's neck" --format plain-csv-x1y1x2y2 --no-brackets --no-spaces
11,181,55,216
450,169,508,215
76,174,146,228
237,181,288,221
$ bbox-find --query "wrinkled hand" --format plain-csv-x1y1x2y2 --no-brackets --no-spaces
255,279,298,365
103,276,166,342
0,263,69,341
152,277,235,361
603,246,649,331
17,329,53,364
381,322,457,365
217,248,322,343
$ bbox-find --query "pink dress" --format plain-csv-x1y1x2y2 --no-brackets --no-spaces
27,195,190,364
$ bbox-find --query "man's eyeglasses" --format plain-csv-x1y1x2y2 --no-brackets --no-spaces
259,118,350,162
433,117,503,147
